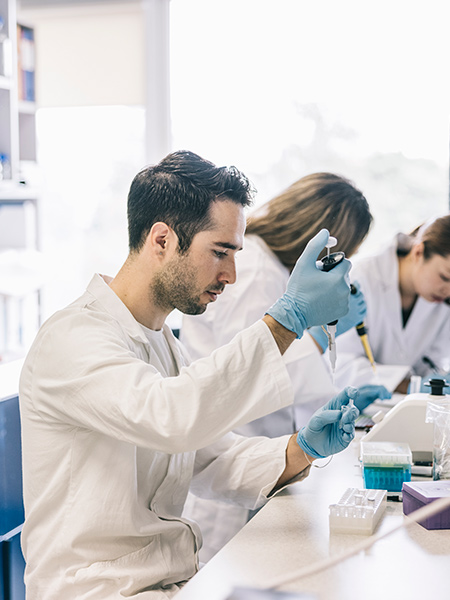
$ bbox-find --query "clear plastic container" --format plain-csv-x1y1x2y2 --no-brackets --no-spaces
426,397,450,480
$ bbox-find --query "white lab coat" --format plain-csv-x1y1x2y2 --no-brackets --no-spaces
180,235,336,561
336,235,450,381
19,274,303,600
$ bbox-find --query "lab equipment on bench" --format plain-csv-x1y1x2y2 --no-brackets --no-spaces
329,487,387,534
362,377,449,473
402,481,450,530
316,236,345,381
360,441,412,492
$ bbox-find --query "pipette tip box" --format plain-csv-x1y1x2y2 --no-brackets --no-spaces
402,481,450,530
329,487,387,534
360,441,412,492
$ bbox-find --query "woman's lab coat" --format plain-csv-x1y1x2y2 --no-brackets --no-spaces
19,274,303,600
337,234,450,380
180,235,336,561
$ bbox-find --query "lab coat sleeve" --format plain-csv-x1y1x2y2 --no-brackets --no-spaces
20,314,294,454
190,431,310,510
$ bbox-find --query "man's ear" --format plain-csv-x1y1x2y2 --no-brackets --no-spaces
146,222,178,256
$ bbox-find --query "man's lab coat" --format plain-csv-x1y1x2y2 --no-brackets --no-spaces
336,235,450,379
19,274,300,600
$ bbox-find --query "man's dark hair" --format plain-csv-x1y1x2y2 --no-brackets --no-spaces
127,150,255,254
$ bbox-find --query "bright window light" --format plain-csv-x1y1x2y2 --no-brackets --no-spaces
170,0,450,254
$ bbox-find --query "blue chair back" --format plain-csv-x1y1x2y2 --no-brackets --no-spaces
0,394,25,600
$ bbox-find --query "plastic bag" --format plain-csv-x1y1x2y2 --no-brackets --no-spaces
426,398,450,480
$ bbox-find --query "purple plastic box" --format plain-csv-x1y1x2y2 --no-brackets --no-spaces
402,481,450,530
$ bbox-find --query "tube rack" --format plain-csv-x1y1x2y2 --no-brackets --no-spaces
329,487,387,534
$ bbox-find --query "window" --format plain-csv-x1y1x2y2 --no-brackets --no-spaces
170,0,450,255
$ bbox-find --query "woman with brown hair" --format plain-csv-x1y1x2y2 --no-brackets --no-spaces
337,214,450,391
245,172,372,270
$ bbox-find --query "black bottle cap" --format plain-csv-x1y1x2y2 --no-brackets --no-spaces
424,378,449,396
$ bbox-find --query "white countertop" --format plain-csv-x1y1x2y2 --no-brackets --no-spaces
176,437,450,600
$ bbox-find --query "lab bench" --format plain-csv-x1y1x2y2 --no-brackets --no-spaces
175,434,450,600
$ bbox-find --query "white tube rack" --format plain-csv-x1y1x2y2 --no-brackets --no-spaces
329,488,387,535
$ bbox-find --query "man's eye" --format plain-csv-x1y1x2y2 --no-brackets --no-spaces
441,274,450,283
214,250,227,258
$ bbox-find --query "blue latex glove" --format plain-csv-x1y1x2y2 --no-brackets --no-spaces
308,280,367,352
354,384,391,412
336,281,366,336
296,387,360,459
266,229,352,339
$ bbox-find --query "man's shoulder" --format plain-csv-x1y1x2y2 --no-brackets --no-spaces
35,291,126,355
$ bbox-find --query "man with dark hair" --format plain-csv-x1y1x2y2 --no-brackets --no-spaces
19,150,358,599
127,150,254,254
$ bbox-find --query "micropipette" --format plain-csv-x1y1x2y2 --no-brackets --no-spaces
350,284,377,375
316,236,345,383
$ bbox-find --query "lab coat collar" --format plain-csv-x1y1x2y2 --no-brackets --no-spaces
86,273,162,347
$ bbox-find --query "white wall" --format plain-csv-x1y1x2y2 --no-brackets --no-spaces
18,1,145,107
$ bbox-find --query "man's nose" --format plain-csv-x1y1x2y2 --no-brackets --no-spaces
218,259,237,286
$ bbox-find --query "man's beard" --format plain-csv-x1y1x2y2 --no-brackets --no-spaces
152,253,212,315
